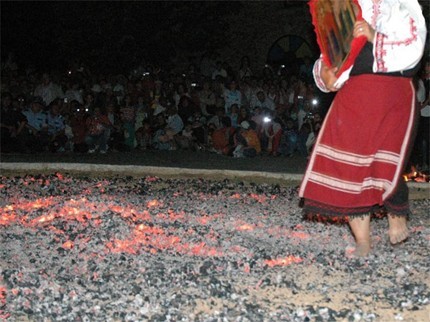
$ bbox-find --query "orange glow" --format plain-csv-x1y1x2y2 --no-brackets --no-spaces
147,199,162,208
249,193,267,203
230,193,241,199
264,255,303,267
403,166,429,182
236,224,255,231
290,231,310,239
0,213,17,226
62,240,74,249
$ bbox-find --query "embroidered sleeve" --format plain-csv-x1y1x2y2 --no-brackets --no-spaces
312,58,330,93
373,1,427,73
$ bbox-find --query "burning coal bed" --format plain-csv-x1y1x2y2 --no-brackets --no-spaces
0,173,429,322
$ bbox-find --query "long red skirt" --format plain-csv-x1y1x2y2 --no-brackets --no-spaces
299,74,417,217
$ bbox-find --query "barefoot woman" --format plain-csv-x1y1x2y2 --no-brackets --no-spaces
300,0,427,257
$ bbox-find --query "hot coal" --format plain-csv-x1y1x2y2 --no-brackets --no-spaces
0,173,429,321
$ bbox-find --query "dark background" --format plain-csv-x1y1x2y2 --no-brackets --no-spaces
1,1,252,73
1,1,428,74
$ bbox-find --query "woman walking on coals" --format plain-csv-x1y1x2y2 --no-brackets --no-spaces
300,0,427,257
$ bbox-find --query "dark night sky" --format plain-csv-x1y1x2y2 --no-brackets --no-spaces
2,1,428,73
1,1,246,72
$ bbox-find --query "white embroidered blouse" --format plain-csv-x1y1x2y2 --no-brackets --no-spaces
313,0,427,92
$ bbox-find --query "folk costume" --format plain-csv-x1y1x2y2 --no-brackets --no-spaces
299,0,427,218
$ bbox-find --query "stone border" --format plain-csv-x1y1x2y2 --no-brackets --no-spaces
1,162,429,199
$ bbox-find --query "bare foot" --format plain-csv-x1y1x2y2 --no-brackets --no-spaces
388,214,409,245
348,215,371,257
346,241,371,258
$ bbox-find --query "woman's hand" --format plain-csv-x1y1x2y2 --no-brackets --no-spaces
353,20,375,43
320,60,339,92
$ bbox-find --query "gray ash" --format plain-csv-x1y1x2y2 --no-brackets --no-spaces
0,173,429,321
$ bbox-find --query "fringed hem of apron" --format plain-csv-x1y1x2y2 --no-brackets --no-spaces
299,198,410,223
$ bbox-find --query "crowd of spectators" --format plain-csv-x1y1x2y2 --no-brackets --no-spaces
0,54,340,159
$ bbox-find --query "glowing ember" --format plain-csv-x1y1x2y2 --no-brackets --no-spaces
236,223,255,231
62,240,74,249
0,173,429,321
264,256,303,267
403,166,430,182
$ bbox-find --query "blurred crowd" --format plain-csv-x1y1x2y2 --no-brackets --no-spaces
1,53,325,158
1,52,428,165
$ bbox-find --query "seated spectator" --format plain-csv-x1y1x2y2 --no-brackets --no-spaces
173,83,190,108
211,61,227,81
250,90,275,113
106,102,124,152
210,116,236,155
297,120,312,157
229,104,240,128
69,101,90,153
279,118,299,157
187,109,207,146
46,99,68,152
64,80,84,105
232,120,261,158
207,107,225,135
33,73,64,107
223,80,241,115
136,119,152,150
261,114,283,156
198,80,216,116
0,92,29,153
85,106,112,153
238,56,253,81
134,95,150,132
153,106,184,150
175,123,200,151
120,96,136,149
237,106,251,125
22,96,50,152
177,95,198,123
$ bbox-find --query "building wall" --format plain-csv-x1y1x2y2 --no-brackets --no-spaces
220,2,318,74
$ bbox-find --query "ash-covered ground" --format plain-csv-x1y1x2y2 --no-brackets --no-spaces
1,173,429,321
